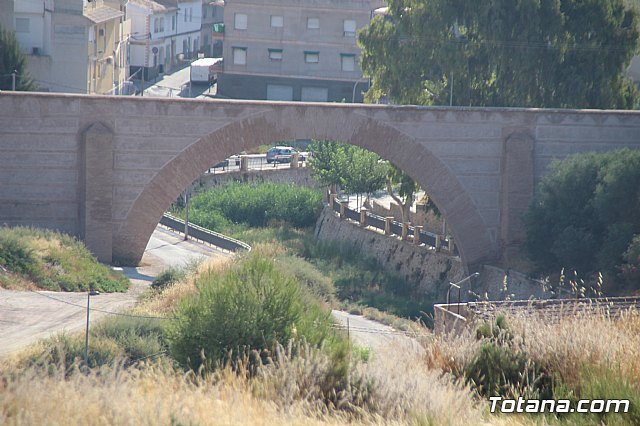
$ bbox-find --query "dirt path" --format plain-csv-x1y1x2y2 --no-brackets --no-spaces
0,227,225,356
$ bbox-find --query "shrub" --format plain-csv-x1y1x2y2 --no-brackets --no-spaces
152,267,187,291
181,182,323,231
524,149,640,280
465,317,552,399
23,316,166,372
0,227,128,292
165,253,333,371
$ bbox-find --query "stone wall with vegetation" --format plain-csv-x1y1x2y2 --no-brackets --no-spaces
314,205,465,300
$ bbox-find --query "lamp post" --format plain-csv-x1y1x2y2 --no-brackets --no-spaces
183,189,189,240
351,77,370,103
446,272,480,315
84,290,100,366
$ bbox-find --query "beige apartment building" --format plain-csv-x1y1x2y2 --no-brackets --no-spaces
6,0,130,94
218,0,384,102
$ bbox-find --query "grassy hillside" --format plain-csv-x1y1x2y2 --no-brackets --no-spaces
0,227,128,292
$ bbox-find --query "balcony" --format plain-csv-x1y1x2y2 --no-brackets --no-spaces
212,23,224,38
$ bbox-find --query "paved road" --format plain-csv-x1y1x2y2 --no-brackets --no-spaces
0,227,224,356
331,310,424,357
141,65,216,99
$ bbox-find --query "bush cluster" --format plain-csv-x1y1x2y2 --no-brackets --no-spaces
525,148,640,288
302,238,434,320
23,316,165,371
183,182,322,231
165,253,334,371
0,227,128,292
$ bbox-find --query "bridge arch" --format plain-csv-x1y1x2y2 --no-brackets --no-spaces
113,105,494,270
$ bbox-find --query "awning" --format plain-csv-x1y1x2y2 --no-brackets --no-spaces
84,6,124,24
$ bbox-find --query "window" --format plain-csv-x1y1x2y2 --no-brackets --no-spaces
15,17,29,33
268,48,283,61
203,8,207,18
304,51,319,63
301,87,328,102
172,15,176,30
184,8,188,22
234,13,247,30
343,19,356,37
270,15,283,28
189,8,192,22
267,84,293,101
160,17,164,31
233,47,247,65
307,17,319,29
154,18,159,33
341,54,355,71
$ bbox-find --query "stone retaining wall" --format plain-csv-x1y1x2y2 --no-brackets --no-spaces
314,205,466,300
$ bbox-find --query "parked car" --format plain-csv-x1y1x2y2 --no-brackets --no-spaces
266,146,306,163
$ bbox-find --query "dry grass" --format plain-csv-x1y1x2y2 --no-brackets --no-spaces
0,362,375,426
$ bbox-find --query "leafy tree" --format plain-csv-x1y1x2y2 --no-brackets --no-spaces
524,149,640,286
359,0,640,109
308,140,350,195
343,147,387,206
0,25,36,91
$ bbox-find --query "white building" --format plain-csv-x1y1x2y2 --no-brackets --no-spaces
126,0,202,79
7,0,130,94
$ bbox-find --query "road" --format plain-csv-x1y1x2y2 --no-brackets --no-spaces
331,310,424,357
0,227,224,356
1,225,423,359
141,65,216,99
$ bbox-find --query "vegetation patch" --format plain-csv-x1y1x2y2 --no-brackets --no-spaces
525,149,640,292
174,181,323,231
165,252,336,371
0,227,128,292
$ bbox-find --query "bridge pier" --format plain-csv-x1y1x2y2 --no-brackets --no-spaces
81,122,114,263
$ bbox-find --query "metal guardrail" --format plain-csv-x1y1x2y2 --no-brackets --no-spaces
160,213,251,253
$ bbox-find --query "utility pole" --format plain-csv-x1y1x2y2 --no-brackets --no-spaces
11,70,17,91
184,190,189,240
84,291,100,366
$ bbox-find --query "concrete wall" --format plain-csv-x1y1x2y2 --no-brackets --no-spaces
1,92,640,268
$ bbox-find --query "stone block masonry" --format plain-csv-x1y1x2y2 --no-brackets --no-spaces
1,92,639,267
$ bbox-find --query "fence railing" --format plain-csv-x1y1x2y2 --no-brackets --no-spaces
329,194,457,255
205,153,309,175
160,213,251,253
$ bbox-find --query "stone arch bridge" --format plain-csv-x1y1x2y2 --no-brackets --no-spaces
1,92,640,270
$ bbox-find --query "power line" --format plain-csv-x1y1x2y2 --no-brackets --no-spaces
15,284,174,320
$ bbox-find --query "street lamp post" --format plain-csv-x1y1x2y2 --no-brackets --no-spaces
446,272,480,315
84,290,100,366
351,77,370,103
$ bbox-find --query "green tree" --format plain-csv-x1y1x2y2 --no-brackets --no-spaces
308,140,350,195
359,0,640,109
343,146,387,207
0,25,36,91
524,149,640,285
